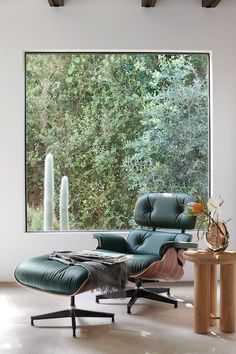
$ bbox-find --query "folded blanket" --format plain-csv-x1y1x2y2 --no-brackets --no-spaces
49,251,128,296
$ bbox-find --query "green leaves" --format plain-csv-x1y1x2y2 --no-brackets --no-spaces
124,54,209,200
26,53,209,231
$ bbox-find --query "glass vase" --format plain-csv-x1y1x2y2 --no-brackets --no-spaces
205,222,229,253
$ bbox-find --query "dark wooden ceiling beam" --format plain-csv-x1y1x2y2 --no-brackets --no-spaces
48,0,64,7
142,0,157,7
202,0,222,7
46,0,222,8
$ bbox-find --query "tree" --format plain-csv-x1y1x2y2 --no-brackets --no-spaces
124,54,209,199
26,53,209,231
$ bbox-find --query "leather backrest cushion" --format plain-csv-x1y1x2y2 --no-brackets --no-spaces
126,229,191,255
134,193,197,229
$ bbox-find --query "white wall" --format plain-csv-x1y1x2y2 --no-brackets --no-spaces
0,0,236,281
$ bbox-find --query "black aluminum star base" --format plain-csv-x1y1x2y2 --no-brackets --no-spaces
31,296,114,337
96,278,177,314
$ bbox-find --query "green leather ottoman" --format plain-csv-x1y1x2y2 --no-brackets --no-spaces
15,254,114,337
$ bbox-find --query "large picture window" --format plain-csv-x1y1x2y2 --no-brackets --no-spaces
25,52,210,232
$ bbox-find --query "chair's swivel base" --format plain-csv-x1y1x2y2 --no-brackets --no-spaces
31,296,114,337
96,280,178,314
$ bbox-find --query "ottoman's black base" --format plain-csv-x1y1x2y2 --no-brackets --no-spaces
31,296,115,337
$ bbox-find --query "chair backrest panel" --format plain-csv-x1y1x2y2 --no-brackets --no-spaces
134,193,196,230
126,229,192,256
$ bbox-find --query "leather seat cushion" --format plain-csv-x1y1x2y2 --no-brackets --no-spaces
14,254,89,295
126,254,161,275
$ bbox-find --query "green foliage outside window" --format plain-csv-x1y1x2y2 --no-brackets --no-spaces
26,52,209,231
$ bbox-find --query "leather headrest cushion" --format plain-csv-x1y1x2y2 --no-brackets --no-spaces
134,193,196,230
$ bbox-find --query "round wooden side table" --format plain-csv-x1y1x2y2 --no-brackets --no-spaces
183,249,236,334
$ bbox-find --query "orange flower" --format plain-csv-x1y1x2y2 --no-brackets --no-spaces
188,202,204,215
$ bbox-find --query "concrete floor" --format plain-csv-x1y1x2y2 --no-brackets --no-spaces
0,282,235,354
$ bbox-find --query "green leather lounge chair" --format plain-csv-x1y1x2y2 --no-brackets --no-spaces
14,192,197,337
94,192,198,313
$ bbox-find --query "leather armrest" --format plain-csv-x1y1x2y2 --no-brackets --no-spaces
94,233,128,253
159,241,198,258
172,241,198,249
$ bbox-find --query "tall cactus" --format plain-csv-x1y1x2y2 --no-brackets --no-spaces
60,176,69,231
43,153,54,231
